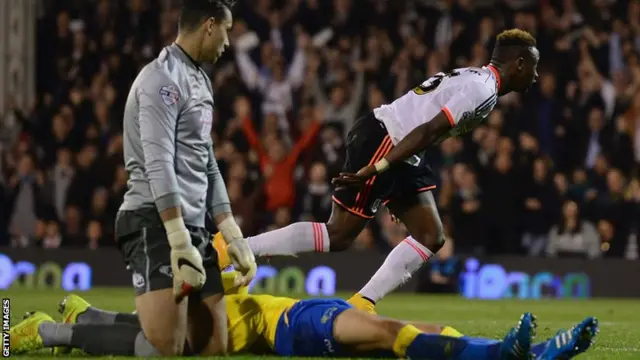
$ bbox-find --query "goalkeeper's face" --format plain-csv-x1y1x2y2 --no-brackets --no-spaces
202,7,233,63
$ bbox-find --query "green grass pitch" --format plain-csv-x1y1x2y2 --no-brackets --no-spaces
4,288,640,359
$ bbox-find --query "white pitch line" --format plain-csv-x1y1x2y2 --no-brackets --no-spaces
596,347,640,352
409,319,625,326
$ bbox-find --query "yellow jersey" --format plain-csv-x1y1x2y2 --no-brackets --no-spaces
221,271,298,354
219,271,463,356
226,294,299,354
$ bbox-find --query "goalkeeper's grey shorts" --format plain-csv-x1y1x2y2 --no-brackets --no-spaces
115,208,223,298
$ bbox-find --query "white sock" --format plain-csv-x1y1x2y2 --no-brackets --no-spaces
247,222,329,256
358,236,434,303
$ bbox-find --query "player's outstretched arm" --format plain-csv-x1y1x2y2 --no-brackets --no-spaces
138,72,206,302
332,112,451,187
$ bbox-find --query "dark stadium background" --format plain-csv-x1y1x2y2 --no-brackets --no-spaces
0,0,639,298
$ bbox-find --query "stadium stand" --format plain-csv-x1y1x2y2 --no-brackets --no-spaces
1,0,638,260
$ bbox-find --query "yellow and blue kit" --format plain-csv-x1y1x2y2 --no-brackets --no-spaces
273,298,354,356
221,272,517,360
225,293,353,357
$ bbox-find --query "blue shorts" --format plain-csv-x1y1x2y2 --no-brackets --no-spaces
273,298,353,357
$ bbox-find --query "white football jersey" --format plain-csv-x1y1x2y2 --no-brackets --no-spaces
373,66,500,145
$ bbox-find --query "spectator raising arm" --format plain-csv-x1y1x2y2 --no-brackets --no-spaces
286,118,321,166
240,115,267,164
285,32,309,90
235,47,269,93
313,44,365,132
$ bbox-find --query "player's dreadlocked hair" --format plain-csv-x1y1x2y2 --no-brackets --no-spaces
179,0,236,32
495,29,537,48
491,29,536,63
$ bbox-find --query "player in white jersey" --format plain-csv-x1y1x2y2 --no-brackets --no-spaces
374,67,499,146
239,29,540,313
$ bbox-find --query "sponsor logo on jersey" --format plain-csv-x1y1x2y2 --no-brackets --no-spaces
321,306,338,324
457,121,475,135
404,154,422,167
371,199,382,213
200,106,213,136
132,272,145,288
159,85,179,106
324,338,335,354
159,265,173,278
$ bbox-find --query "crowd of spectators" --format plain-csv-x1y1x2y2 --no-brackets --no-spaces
1,0,638,260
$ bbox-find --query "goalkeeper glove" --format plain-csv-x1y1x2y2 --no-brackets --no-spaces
218,216,257,286
165,217,206,303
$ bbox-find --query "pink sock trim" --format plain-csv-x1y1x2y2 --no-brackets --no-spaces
402,237,431,261
312,223,324,252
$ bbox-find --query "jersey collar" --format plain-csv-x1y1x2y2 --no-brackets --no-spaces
172,43,201,69
487,64,501,92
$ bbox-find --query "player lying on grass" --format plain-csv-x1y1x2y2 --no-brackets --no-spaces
12,274,598,359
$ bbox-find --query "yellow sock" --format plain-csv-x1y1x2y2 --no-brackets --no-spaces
212,232,232,270
392,324,422,357
440,326,464,338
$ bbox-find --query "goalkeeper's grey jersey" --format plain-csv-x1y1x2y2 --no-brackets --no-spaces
119,43,230,227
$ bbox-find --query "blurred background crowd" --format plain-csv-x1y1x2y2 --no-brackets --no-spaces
0,0,639,262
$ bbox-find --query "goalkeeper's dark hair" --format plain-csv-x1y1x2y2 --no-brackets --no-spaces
179,0,236,32
491,29,537,63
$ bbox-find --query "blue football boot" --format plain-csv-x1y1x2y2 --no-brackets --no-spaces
537,317,599,360
500,312,536,359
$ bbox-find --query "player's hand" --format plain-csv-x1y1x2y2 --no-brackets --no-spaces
332,165,377,189
169,234,207,304
219,217,257,287
227,238,257,286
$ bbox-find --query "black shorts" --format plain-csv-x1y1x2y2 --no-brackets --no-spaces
115,208,223,298
332,112,436,219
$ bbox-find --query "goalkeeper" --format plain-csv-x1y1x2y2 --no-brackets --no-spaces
110,0,255,356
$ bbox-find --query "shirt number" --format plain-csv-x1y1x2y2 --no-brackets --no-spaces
412,70,460,95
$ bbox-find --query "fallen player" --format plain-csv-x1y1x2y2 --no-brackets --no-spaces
11,274,598,359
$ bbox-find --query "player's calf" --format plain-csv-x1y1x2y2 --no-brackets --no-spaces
389,192,446,252
12,310,159,356
332,308,415,353
334,308,530,360
410,225,446,252
352,193,444,308
325,223,364,251
186,293,228,355
325,204,370,251
59,294,140,326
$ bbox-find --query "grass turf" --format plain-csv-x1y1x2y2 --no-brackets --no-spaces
4,288,640,359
